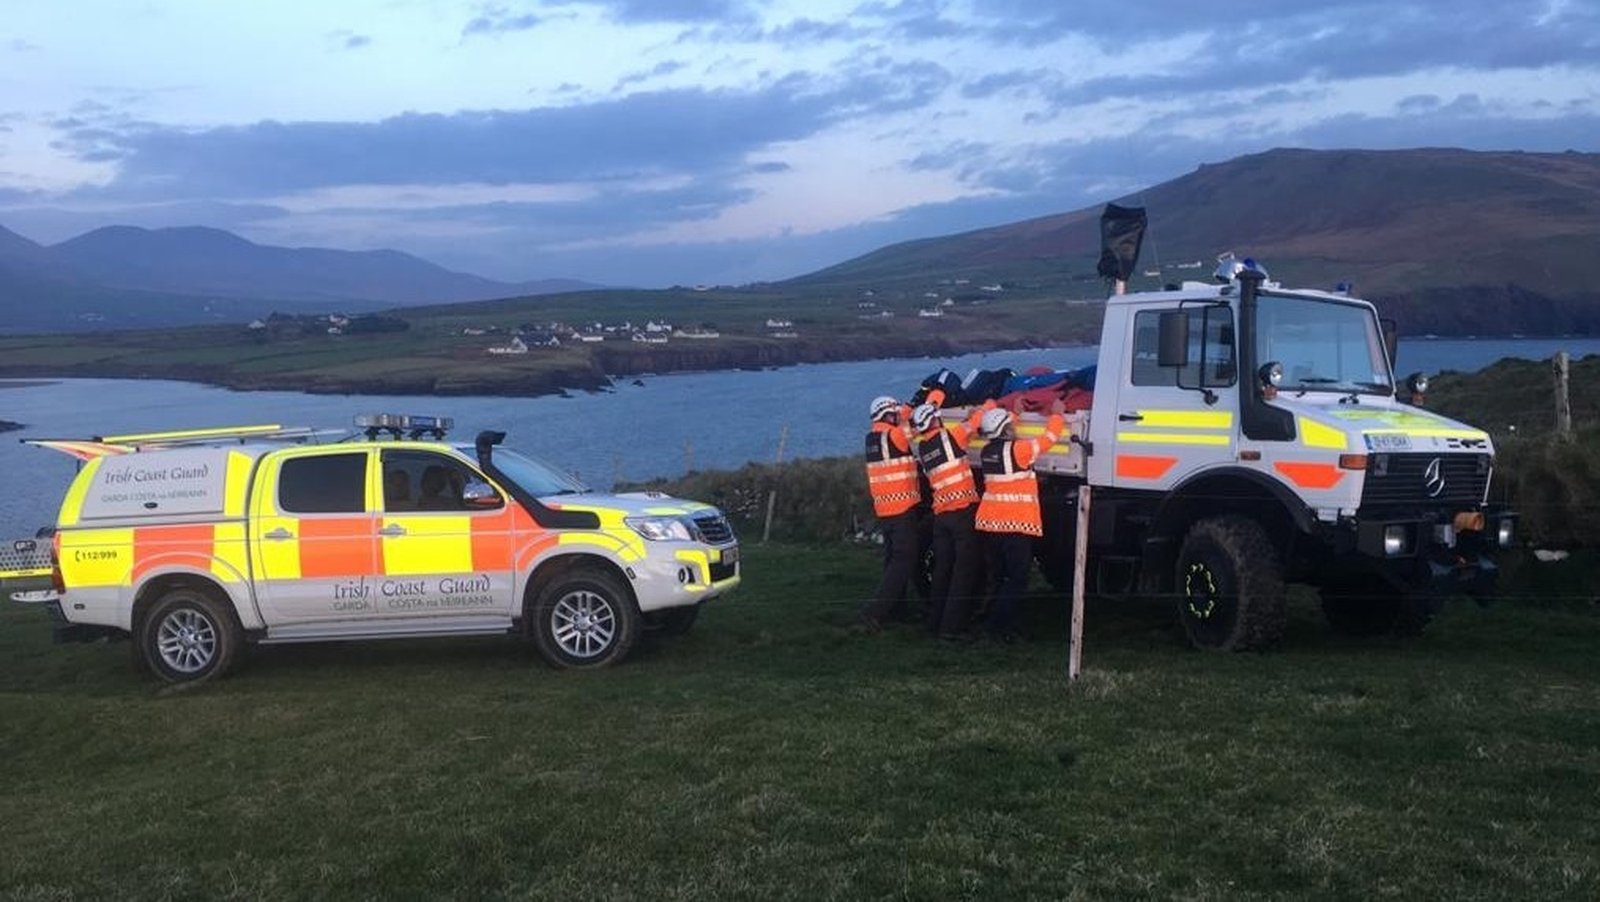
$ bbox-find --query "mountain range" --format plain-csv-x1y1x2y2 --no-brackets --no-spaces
3,147,1599,336
0,224,597,332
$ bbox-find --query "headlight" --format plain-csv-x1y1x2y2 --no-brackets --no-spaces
626,516,693,542
1496,518,1515,548
1383,524,1410,556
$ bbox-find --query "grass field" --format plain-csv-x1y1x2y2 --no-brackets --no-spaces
2,543,1597,900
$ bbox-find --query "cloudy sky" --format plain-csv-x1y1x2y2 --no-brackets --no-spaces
1,0,1597,286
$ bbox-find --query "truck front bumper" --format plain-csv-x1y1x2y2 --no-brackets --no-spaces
1326,506,1516,596
631,543,741,612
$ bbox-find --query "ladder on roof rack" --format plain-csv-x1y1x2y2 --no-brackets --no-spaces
23,425,339,459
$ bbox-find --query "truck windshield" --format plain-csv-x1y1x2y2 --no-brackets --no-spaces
490,448,590,497
1255,294,1393,395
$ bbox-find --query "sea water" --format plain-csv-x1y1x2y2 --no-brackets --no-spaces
1,338,1596,538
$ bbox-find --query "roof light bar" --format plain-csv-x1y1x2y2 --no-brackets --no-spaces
354,413,453,439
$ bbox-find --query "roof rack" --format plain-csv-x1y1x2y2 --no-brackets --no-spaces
24,425,338,458
98,424,301,445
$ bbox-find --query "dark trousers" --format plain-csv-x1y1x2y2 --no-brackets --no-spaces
984,532,1034,636
927,506,981,635
865,512,919,623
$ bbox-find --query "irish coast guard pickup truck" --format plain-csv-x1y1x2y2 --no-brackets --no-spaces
940,251,1516,651
7,414,739,682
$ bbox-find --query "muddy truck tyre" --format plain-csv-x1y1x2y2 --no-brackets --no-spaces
1174,515,1287,652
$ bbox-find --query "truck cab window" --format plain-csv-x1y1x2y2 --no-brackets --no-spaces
1132,308,1235,387
1254,295,1392,394
381,451,496,513
279,453,368,514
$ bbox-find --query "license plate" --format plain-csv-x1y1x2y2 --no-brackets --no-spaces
720,546,739,565
1366,432,1412,451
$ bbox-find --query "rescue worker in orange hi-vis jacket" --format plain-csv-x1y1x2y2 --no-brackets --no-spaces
974,397,1067,644
861,394,923,630
911,397,993,641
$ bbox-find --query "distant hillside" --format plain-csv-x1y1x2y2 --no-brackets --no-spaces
0,224,600,333
793,148,1600,336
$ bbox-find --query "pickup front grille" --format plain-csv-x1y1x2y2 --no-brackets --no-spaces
1361,453,1489,508
694,514,734,545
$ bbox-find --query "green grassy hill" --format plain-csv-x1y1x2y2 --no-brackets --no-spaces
795,148,1600,335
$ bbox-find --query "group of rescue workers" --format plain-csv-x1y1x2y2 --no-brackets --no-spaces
862,384,1066,644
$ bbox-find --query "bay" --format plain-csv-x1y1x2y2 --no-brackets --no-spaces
2,337,1596,538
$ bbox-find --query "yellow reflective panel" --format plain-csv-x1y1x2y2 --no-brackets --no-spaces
675,549,710,586
1138,410,1234,429
1115,432,1233,446
253,460,282,517
382,516,473,576
255,515,301,580
1327,409,1481,433
211,522,249,584
1299,418,1350,450
224,452,254,517
57,459,102,527
58,528,134,588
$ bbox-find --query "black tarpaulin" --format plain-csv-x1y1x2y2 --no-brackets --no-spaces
1096,203,1147,282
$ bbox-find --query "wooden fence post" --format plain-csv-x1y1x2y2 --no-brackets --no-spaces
762,424,789,544
1554,352,1572,442
1070,484,1091,682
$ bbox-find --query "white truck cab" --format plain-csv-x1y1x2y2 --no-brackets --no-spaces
945,256,1516,650
12,414,740,682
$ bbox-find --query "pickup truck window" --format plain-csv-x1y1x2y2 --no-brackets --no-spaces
1131,308,1235,387
279,453,367,514
381,450,497,512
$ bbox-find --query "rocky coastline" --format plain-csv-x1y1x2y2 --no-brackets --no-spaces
0,334,1070,399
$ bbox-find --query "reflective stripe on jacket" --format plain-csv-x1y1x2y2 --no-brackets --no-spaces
914,407,984,514
974,413,1064,536
865,421,919,518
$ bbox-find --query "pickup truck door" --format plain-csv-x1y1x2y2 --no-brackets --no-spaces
1101,304,1240,491
250,449,379,625
374,449,516,620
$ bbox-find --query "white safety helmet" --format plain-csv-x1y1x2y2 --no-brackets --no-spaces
979,407,1012,439
910,403,938,433
869,396,899,422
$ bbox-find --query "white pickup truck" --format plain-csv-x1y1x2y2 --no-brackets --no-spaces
6,414,740,683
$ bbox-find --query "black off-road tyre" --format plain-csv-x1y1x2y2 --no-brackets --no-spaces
136,587,243,684
645,603,700,637
1174,515,1287,651
1320,577,1434,638
530,568,641,669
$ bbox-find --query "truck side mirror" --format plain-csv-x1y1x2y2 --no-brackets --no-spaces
462,480,504,510
1157,311,1189,368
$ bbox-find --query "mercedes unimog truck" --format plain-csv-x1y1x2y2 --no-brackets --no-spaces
941,209,1516,650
